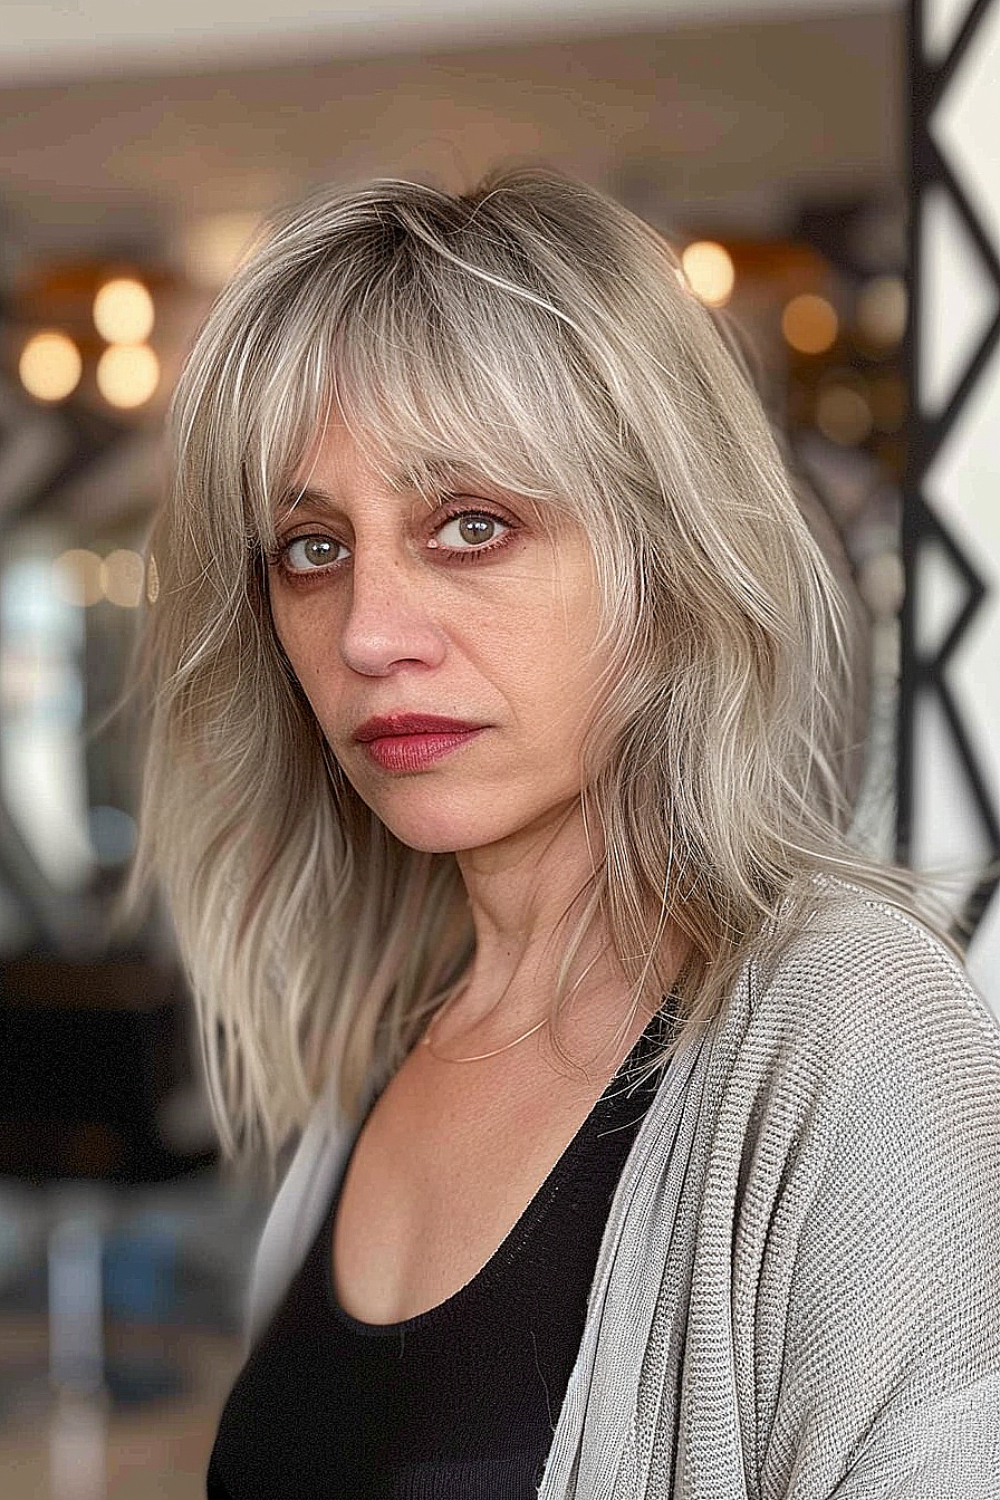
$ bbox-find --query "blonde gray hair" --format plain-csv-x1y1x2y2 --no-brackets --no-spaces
131,168,913,1169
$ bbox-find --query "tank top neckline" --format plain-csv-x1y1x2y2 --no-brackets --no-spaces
323,1005,670,1339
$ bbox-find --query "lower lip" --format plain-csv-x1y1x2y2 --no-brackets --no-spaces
360,728,485,772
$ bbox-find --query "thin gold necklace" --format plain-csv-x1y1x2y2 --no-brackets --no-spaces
421,981,548,1064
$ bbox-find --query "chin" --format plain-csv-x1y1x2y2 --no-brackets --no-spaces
376,817,502,856
360,781,579,857
364,796,518,856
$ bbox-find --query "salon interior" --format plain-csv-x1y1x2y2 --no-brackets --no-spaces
0,0,997,1494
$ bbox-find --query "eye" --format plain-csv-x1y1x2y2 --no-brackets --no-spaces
434,511,510,551
282,535,348,572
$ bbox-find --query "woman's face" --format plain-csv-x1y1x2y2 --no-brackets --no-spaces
266,421,613,857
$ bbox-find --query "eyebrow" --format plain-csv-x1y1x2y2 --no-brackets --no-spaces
275,484,343,520
275,461,507,519
401,457,486,494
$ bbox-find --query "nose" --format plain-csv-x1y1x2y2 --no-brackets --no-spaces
338,548,447,677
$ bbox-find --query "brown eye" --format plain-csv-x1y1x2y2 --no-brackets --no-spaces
436,512,508,550
283,535,347,571
460,516,495,544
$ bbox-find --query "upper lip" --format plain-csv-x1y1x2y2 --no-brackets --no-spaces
352,713,485,742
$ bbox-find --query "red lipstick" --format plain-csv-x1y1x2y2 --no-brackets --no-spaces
352,713,486,772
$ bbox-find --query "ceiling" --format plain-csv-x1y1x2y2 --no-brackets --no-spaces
0,6,904,260
0,0,897,83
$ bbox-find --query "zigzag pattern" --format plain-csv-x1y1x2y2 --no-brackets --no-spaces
900,0,1000,942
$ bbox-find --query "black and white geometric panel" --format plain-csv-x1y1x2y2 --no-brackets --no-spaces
903,0,1000,1014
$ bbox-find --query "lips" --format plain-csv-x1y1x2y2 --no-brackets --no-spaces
353,715,487,773
352,713,484,742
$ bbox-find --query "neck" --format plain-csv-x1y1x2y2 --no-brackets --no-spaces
440,800,684,1062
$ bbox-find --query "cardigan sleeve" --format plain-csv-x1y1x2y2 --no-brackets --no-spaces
753,909,1000,1500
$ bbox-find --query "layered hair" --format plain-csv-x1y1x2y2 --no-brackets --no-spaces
131,167,912,1168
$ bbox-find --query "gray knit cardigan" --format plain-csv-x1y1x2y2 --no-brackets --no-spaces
246,885,1000,1497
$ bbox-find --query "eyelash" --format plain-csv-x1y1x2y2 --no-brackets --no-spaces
272,504,516,582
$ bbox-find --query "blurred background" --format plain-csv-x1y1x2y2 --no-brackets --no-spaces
0,0,997,1495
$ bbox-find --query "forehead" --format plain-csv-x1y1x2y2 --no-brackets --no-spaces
294,427,468,492
281,420,550,522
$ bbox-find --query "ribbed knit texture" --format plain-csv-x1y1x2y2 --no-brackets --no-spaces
247,883,1000,1498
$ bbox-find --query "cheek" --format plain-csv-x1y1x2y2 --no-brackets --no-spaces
268,598,337,719
266,578,294,657
269,582,319,673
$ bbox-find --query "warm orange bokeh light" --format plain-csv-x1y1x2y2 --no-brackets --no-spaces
782,293,839,355
96,344,160,409
19,331,82,402
93,277,155,343
681,241,735,307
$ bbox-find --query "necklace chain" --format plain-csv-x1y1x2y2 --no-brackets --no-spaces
421,980,548,1063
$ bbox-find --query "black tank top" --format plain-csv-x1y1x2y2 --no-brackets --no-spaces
207,1009,670,1499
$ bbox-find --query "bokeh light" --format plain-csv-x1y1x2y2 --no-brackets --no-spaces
815,381,874,446
856,275,907,347
93,277,155,343
52,549,103,607
681,241,735,307
19,332,82,402
782,293,839,355
101,549,145,608
96,344,160,409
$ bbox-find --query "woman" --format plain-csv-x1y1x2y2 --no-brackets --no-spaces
132,170,1000,1497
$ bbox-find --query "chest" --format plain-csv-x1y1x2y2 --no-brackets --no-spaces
330,1044,619,1325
